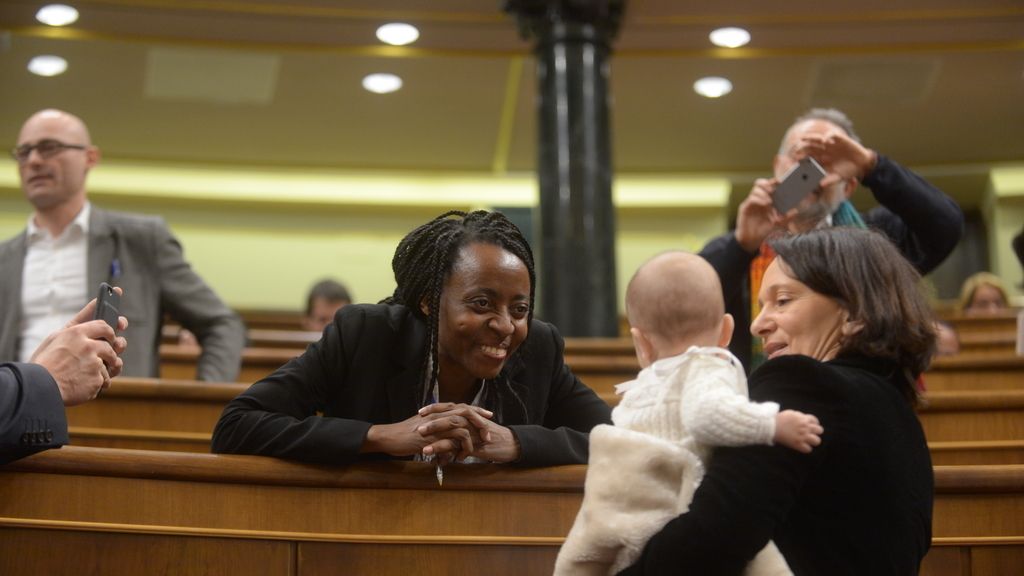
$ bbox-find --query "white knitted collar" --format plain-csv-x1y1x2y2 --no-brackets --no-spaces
615,346,741,395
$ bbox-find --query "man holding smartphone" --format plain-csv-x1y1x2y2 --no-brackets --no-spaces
700,108,964,371
0,109,245,381
1,295,127,464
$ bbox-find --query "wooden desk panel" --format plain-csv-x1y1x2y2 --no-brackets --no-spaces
1,449,1022,575
0,448,583,538
66,378,245,432
65,378,244,453
0,527,294,576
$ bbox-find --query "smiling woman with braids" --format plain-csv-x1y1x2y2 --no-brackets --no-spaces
212,211,612,465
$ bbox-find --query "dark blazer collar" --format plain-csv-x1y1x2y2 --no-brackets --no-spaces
384,309,429,421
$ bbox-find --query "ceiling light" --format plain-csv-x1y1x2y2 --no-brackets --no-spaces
36,4,79,27
376,23,419,46
28,55,68,77
709,27,750,49
693,76,732,98
362,73,402,94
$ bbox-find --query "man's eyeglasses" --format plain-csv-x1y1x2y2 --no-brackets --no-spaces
10,139,88,163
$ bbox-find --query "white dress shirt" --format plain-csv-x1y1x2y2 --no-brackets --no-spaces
19,203,91,362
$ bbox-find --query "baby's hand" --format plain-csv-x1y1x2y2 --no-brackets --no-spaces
774,410,823,454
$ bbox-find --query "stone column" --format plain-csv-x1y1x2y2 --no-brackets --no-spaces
506,0,624,336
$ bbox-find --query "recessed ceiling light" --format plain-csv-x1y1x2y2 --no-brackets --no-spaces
362,73,402,94
693,76,732,98
709,27,750,49
28,55,68,77
376,23,419,46
36,4,79,27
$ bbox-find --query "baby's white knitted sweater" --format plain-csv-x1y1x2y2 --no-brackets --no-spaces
554,346,794,576
611,346,780,458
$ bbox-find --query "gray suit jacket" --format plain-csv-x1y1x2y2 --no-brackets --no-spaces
0,206,245,381
0,362,68,464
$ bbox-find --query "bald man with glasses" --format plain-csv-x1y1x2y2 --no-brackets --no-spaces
1,109,244,382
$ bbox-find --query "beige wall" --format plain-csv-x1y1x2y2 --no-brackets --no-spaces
987,168,1024,305
0,163,728,314
4,159,1020,313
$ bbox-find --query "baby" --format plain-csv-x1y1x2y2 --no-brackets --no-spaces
554,251,822,576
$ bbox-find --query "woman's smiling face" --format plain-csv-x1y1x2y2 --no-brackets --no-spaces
434,242,531,389
751,258,849,362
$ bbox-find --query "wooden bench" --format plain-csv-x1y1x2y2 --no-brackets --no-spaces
924,464,1024,576
919,390,1024,443
1,448,1021,575
164,327,640,356
940,310,1020,337
160,345,298,383
576,353,1024,396
157,345,644,386
65,378,245,453
593,390,1024,445
929,440,1024,466
0,447,584,575
164,325,323,349
66,379,1024,467
575,353,1024,397
924,354,1024,391
959,330,1019,357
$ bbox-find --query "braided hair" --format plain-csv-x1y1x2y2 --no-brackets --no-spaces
381,210,536,410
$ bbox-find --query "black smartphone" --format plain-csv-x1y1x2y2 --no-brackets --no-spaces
93,283,121,331
773,156,826,214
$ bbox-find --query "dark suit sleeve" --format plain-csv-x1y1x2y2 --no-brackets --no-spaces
861,154,964,275
699,232,757,306
510,324,612,467
1,362,69,465
211,309,370,463
699,233,757,371
151,220,246,382
618,356,838,575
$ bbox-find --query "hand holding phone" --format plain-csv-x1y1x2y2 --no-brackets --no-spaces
773,157,826,214
93,282,121,331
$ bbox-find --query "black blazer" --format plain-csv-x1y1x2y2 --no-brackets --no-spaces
619,354,934,576
212,303,612,466
1,362,69,465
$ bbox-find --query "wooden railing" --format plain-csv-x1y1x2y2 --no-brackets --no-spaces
1,447,1021,575
65,379,1024,468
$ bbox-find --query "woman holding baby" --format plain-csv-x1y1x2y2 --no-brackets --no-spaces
619,226,935,575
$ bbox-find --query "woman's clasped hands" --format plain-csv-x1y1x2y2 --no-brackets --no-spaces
363,402,521,464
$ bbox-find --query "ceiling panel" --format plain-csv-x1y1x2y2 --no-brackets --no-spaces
0,0,1021,208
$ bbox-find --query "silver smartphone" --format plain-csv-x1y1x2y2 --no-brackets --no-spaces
773,157,826,214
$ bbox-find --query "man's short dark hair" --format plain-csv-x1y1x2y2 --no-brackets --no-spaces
305,279,352,315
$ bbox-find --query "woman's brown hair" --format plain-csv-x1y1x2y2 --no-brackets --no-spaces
770,227,936,403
